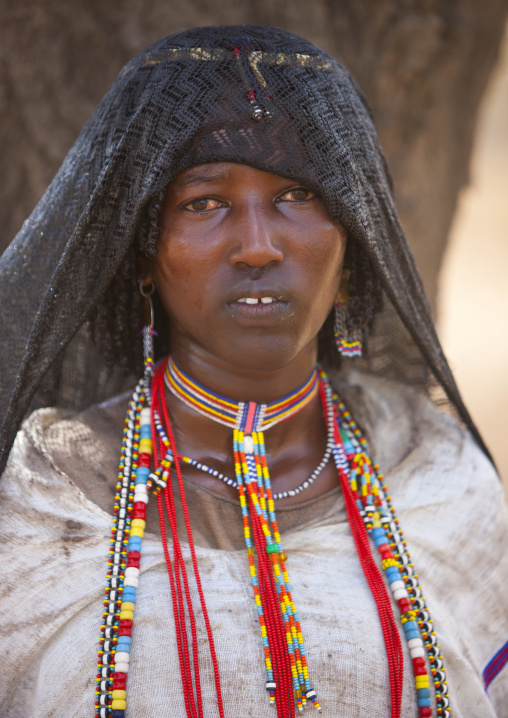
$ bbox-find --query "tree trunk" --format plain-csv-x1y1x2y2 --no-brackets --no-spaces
1,0,506,309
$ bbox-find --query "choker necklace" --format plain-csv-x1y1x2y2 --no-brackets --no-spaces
95,353,450,718
165,357,320,431
162,357,333,500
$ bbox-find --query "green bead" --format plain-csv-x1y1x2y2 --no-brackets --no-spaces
266,544,279,554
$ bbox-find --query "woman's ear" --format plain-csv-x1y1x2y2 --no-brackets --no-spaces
137,256,154,286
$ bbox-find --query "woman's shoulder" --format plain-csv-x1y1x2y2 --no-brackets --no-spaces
331,368,494,480
3,391,132,512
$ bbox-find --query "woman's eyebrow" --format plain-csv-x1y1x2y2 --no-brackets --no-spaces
174,169,232,189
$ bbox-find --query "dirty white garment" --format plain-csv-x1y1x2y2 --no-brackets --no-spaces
1,371,507,717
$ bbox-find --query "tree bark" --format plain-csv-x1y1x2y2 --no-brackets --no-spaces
1,0,507,309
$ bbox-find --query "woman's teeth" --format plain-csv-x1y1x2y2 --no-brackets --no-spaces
237,297,275,304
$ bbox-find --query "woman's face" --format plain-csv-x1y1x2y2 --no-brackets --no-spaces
145,162,347,374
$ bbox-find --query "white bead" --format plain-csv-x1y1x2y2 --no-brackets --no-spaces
115,652,130,664
389,580,405,592
125,567,140,579
124,576,139,588
409,646,425,659
135,484,148,495
115,662,129,674
408,638,423,649
140,408,151,425
393,588,409,601
243,435,254,454
134,493,149,504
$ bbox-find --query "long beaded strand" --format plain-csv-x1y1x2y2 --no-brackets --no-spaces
232,403,321,716
94,337,155,717
322,369,451,718
151,362,226,718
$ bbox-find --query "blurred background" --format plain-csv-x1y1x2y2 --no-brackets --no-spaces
1,1,507,486
439,23,508,488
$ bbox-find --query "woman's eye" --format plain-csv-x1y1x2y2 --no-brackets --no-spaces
280,188,315,202
184,198,223,212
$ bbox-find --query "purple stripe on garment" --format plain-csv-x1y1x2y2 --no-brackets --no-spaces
483,640,508,689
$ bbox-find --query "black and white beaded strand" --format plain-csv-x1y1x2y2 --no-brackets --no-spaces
149,403,335,500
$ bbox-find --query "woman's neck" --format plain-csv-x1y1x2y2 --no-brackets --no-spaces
162,350,340,505
170,339,319,406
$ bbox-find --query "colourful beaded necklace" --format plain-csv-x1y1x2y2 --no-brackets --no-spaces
163,357,334,500
166,357,320,430
95,348,451,718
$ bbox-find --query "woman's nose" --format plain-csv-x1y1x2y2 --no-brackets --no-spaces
228,206,284,269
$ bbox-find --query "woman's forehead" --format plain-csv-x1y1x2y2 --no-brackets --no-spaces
168,162,302,189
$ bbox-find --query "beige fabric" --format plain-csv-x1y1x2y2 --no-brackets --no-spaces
0,371,507,717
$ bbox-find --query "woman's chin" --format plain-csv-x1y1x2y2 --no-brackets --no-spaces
212,337,317,376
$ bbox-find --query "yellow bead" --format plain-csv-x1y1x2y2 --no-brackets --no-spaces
111,699,127,710
119,610,134,620
131,518,146,529
381,558,398,569
112,690,127,699
130,527,144,538
120,602,135,612
138,439,152,455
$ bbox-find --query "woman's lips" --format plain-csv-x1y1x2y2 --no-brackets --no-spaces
227,295,288,319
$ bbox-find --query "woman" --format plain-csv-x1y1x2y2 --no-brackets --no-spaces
0,25,507,718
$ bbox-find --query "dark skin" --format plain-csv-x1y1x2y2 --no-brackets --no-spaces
143,162,348,505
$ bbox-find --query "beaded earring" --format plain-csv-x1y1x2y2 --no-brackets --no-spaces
139,280,155,363
334,268,363,357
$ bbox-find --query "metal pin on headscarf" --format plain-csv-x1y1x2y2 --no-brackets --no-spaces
233,36,272,121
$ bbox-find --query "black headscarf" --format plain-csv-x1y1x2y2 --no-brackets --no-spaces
0,25,490,475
